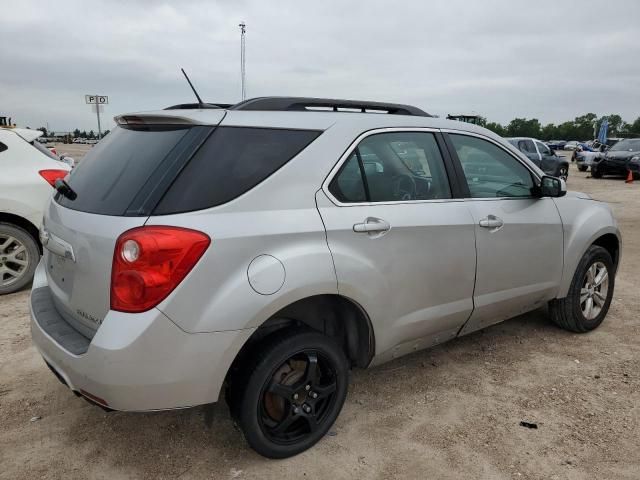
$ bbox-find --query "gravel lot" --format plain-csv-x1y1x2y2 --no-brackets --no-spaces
1,159,638,480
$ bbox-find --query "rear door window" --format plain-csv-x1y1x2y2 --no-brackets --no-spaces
154,127,320,214
329,131,452,203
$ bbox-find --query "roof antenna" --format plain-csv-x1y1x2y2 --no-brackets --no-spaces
181,68,204,108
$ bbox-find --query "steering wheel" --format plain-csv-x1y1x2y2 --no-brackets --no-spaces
391,174,416,201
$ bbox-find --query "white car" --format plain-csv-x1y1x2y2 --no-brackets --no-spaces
0,127,71,294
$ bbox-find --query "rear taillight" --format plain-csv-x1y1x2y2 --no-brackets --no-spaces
39,169,68,187
110,226,210,313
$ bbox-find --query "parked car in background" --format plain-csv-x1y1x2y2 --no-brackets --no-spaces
507,137,569,179
575,150,602,171
591,138,640,179
564,141,580,151
546,140,567,150
0,127,71,294
29,97,620,458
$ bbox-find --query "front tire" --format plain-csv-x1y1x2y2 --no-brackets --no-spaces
0,223,40,295
549,245,614,333
578,165,588,172
591,166,603,178
231,329,349,458
557,164,569,181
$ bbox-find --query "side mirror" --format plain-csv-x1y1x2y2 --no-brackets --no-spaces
538,175,566,197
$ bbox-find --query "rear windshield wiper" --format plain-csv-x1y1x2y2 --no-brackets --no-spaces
54,178,78,201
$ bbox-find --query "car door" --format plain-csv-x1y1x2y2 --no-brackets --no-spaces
316,129,477,362
444,132,564,335
534,140,559,175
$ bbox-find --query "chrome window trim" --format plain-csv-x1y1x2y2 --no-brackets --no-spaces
321,127,454,207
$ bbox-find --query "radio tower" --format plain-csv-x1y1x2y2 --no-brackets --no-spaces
239,22,247,101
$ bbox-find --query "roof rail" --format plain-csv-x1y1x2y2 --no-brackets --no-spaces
164,102,233,110
229,97,431,117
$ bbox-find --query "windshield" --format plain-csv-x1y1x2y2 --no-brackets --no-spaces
610,139,640,152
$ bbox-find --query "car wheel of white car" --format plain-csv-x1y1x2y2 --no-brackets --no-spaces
549,245,614,333
0,223,40,295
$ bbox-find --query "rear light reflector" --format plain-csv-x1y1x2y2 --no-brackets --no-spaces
110,226,210,313
39,169,68,187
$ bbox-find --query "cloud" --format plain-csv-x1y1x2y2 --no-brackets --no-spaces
1,0,639,131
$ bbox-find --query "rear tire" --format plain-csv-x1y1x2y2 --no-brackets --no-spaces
549,245,614,333
0,223,40,295
229,329,349,458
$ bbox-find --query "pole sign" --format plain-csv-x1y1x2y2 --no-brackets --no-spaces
85,94,108,139
85,95,109,105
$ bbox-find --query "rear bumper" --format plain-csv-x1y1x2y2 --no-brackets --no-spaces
30,260,254,411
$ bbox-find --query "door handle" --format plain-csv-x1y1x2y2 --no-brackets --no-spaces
479,215,504,230
353,217,391,234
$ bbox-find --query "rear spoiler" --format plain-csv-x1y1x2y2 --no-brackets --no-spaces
114,114,201,126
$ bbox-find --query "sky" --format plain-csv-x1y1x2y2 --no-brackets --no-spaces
1,0,639,132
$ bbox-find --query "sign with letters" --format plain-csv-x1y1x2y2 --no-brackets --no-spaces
85,95,109,105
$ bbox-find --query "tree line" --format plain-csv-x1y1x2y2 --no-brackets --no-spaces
479,114,640,140
35,127,110,139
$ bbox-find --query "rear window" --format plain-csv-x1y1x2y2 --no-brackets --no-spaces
153,127,321,214
31,138,60,161
55,125,197,215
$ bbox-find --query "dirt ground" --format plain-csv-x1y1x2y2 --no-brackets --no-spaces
1,159,638,480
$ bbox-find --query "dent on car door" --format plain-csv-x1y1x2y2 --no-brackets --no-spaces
445,133,563,334
316,130,476,363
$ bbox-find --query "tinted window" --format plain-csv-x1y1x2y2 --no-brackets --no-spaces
56,125,193,215
450,134,534,198
0,142,6,153
155,127,320,214
329,152,367,203
329,131,451,203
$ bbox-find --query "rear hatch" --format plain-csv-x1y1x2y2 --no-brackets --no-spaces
42,113,223,338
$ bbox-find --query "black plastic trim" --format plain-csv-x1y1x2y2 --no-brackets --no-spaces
31,287,90,355
229,96,431,117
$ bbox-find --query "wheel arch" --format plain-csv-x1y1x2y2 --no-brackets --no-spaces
0,212,42,253
223,294,375,395
558,226,621,298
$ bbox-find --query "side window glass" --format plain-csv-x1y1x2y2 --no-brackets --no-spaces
0,142,7,153
517,140,532,153
524,140,536,153
328,152,366,203
449,134,534,198
329,132,452,203
536,142,550,155
360,132,451,202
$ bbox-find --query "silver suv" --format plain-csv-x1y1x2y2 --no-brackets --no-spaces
30,97,621,458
